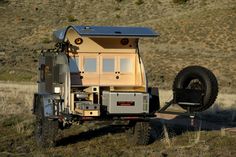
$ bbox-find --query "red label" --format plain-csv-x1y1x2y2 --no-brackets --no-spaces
117,101,135,106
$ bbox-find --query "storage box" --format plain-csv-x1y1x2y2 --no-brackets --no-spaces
102,91,149,114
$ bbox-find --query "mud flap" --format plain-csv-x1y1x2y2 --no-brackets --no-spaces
33,93,39,114
148,87,160,114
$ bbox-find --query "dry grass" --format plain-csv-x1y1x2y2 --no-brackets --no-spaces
0,82,235,156
0,82,234,115
0,82,36,115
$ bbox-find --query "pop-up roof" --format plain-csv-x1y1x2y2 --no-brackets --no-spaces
53,25,159,42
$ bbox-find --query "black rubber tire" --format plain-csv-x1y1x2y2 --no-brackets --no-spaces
173,66,218,112
127,121,152,145
35,98,58,148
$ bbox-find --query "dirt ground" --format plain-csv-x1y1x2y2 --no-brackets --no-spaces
0,82,235,157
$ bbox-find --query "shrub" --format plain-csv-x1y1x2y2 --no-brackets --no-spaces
0,0,8,4
115,7,121,11
41,37,51,44
172,0,189,4
116,14,121,18
67,15,77,22
135,0,144,5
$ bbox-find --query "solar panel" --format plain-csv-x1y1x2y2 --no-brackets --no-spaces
53,25,159,41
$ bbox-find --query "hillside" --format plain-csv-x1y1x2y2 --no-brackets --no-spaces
0,0,236,92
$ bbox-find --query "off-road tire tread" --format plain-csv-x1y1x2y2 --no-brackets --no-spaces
35,98,58,148
128,121,152,145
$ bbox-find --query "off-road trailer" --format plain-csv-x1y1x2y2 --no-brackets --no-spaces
33,26,218,147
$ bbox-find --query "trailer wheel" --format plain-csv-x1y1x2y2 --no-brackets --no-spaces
127,121,152,145
35,98,58,148
173,66,218,112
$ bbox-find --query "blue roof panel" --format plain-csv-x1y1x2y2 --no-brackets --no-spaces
73,26,158,37
53,25,159,41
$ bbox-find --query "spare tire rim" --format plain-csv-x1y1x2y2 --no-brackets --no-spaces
187,79,204,91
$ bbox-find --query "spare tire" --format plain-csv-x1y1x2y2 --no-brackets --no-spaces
173,66,218,112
